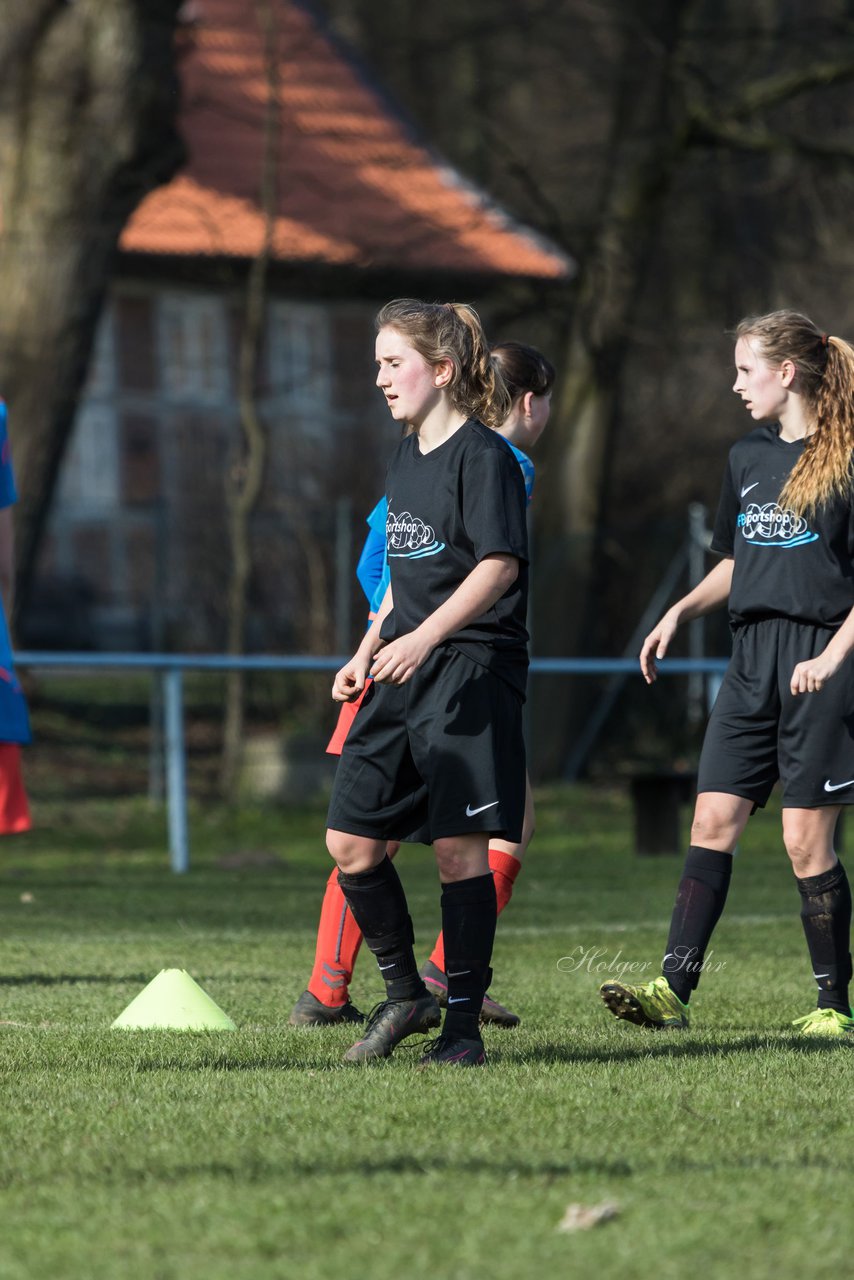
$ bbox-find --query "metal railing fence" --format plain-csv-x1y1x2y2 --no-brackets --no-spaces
15,651,729,873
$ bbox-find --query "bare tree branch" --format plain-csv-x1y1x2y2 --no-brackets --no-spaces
725,58,854,119
687,109,854,166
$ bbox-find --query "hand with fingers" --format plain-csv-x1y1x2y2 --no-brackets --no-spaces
370,627,435,686
332,655,371,702
639,608,681,685
790,649,843,696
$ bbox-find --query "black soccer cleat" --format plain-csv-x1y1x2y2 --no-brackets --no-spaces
419,958,520,1028
342,993,441,1062
418,1033,487,1068
288,989,365,1027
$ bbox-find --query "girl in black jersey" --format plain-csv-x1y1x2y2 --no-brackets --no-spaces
289,343,554,1034
326,299,530,1067
601,309,854,1037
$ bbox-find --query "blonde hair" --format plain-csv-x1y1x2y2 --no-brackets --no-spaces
735,310,854,517
375,299,511,427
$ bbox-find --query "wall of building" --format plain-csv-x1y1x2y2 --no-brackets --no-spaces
31,281,388,653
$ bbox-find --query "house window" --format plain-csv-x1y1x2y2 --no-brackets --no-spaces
267,302,330,419
83,304,117,400
158,292,229,403
57,402,120,509
58,309,119,508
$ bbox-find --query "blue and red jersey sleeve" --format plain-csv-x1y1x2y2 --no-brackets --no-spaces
507,443,535,506
0,403,18,511
355,497,391,620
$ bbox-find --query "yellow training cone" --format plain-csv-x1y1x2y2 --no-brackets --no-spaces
111,968,237,1030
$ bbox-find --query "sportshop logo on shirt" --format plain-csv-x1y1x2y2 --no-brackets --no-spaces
737,501,819,549
386,510,446,559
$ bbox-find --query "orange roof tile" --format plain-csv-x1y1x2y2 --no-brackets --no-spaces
121,0,571,279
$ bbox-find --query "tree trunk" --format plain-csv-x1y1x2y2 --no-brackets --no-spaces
531,1,696,777
0,0,184,616
219,0,279,798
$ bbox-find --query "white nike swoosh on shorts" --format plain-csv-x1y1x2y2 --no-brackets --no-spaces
465,801,499,817
824,779,854,792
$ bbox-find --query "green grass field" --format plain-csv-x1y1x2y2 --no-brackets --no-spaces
0,785,850,1280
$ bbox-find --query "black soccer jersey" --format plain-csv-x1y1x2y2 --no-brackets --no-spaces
380,419,529,691
711,423,854,628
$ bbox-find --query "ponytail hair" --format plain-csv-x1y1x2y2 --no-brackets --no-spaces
490,341,555,401
735,310,854,517
375,298,511,427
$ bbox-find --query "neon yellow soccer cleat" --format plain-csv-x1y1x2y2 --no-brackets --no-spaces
599,974,690,1030
791,1008,854,1037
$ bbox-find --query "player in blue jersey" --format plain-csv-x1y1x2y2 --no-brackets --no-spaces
290,342,554,1032
323,497,390,757
0,402,31,834
358,497,390,617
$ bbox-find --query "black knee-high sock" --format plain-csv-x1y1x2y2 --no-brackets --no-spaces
661,846,733,1004
797,861,852,1015
441,873,496,1040
337,857,423,1001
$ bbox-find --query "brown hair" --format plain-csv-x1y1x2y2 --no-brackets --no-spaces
735,310,854,517
490,341,555,402
375,298,511,427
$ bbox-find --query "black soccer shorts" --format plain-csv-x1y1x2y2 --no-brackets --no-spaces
698,617,854,808
327,643,526,844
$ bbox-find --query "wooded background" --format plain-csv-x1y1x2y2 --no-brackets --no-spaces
318,0,854,772
2,0,854,780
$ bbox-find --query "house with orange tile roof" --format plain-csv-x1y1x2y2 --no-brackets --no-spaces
34,0,572,653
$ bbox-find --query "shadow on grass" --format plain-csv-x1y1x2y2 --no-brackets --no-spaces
0,972,289,986
2,1025,845,1073
499,1034,851,1065
0,1153,635,1191
107,1029,848,1074
12,1147,854,1192
114,1153,640,1183
0,973,153,987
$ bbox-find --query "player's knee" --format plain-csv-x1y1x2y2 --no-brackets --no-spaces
783,835,817,876
782,823,833,877
690,807,739,850
783,834,829,875
435,838,489,881
783,808,839,880
326,828,375,873
435,846,466,880
325,829,349,863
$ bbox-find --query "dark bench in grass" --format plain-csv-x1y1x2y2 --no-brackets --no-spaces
630,771,697,856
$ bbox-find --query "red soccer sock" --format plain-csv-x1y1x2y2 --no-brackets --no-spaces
306,866,365,1008
428,848,522,973
0,744,30,834
489,848,522,914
